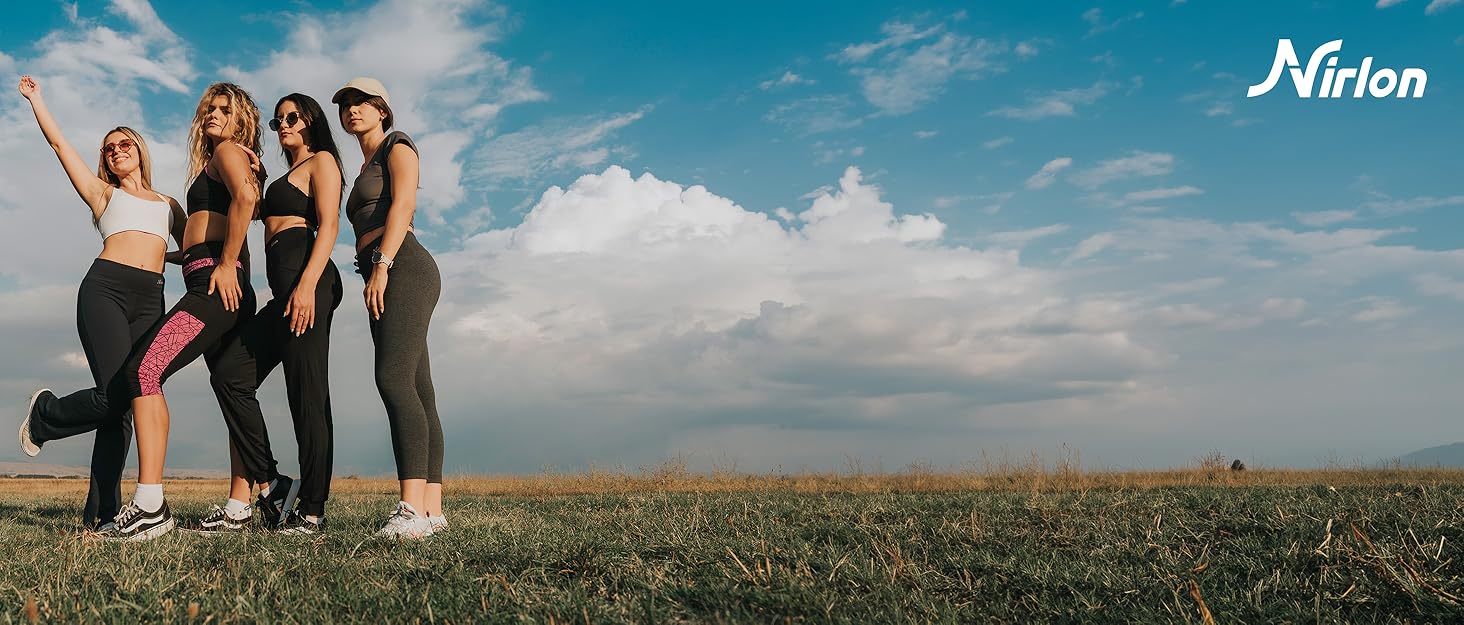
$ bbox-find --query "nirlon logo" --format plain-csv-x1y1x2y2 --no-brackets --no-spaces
1246,39,1427,99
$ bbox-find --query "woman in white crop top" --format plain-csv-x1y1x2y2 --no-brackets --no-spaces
15,75,187,531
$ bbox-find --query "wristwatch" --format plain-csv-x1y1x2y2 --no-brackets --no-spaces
371,250,394,269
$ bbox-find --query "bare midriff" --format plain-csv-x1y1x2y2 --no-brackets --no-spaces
265,216,311,241
97,231,167,273
354,225,412,253
182,211,231,250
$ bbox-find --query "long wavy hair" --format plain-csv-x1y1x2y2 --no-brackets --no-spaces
185,82,265,187
95,126,153,190
275,93,344,182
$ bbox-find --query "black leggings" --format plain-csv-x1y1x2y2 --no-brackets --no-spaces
29,258,164,527
214,228,342,516
356,232,443,482
107,242,257,433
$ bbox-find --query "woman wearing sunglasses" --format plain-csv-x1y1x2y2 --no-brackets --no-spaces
205,93,345,535
333,77,445,539
79,82,272,541
16,75,187,532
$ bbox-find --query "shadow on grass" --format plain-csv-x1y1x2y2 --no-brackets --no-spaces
0,501,87,531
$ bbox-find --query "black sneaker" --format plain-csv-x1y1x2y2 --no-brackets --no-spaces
278,509,325,535
102,500,175,542
255,475,301,528
190,504,251,535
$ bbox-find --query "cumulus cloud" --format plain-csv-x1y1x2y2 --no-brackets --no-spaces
219,0,548,225
425,165,1164,467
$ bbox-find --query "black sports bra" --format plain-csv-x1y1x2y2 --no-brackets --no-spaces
261,157,317,226
185,175,216,216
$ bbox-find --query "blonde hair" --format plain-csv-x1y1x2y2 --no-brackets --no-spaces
185,82,265,187
96,126,153,190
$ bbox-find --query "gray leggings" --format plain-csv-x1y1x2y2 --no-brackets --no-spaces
356,232,443,482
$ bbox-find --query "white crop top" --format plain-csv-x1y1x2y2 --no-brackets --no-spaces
98,188,172,242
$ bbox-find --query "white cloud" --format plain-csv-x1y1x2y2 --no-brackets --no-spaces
1261,298,1308,319
1376,0,1407,7
1070,151,1174,189
1361,194,1464,215
914,130,938,139
219,0,549,226
988,81,1112,120
1352,297,1413,323
1118,186,1203,205
983,137,1014,150
1026,157,1073,189
1082,8,1145,37
834,17,1006,115
430,165,1162,465
849,32,1005,115
1414,274,1464,301
764,95,864,135
469,109,648,184
759,71,814,91
1293,210,1358,227
1066,232,1115,263
1015,39,1042,58
988,224,1070,247
1426,0,1461,14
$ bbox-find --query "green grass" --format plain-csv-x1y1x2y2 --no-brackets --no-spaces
2,476,1463,623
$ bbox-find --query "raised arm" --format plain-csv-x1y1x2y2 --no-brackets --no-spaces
17,76,109,214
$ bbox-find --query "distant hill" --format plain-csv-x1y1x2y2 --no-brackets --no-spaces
0,462,227,479
1396,442,1464,468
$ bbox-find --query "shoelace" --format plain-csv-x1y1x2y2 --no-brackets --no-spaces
113,503,143,528
203,505,225,522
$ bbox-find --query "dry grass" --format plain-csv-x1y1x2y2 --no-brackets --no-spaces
5,463,1463,499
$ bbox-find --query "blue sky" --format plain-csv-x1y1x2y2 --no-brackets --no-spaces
0,0,1462,475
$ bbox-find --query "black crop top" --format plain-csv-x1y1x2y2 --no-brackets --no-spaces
345,131,416,240
185,174,214,215
261,158,318,226
205,173,232,216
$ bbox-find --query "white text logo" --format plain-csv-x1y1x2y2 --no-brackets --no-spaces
1247,39,1426,98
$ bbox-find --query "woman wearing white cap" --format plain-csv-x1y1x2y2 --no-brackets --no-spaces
332,77,445,539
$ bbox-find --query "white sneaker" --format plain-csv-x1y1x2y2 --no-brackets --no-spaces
19,388,49,457
374,501,433,540
427,515,448,533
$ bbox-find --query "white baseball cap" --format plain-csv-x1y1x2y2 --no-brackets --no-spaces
331,77,391,107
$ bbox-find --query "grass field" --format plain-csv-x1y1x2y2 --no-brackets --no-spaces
2,465,1463,623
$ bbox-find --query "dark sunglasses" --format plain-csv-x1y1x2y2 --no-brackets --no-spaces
101,138,135,156
268,112,303,131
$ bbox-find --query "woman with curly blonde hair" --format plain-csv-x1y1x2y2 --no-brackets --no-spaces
40,82,275,541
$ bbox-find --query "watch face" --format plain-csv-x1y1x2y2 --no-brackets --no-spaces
371,250,383,263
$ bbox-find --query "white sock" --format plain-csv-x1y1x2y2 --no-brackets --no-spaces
134,483,164,513
224,498,250,519
303,514,321,523
259,478,277,498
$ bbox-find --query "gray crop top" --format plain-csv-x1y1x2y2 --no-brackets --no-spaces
345,131,416,240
